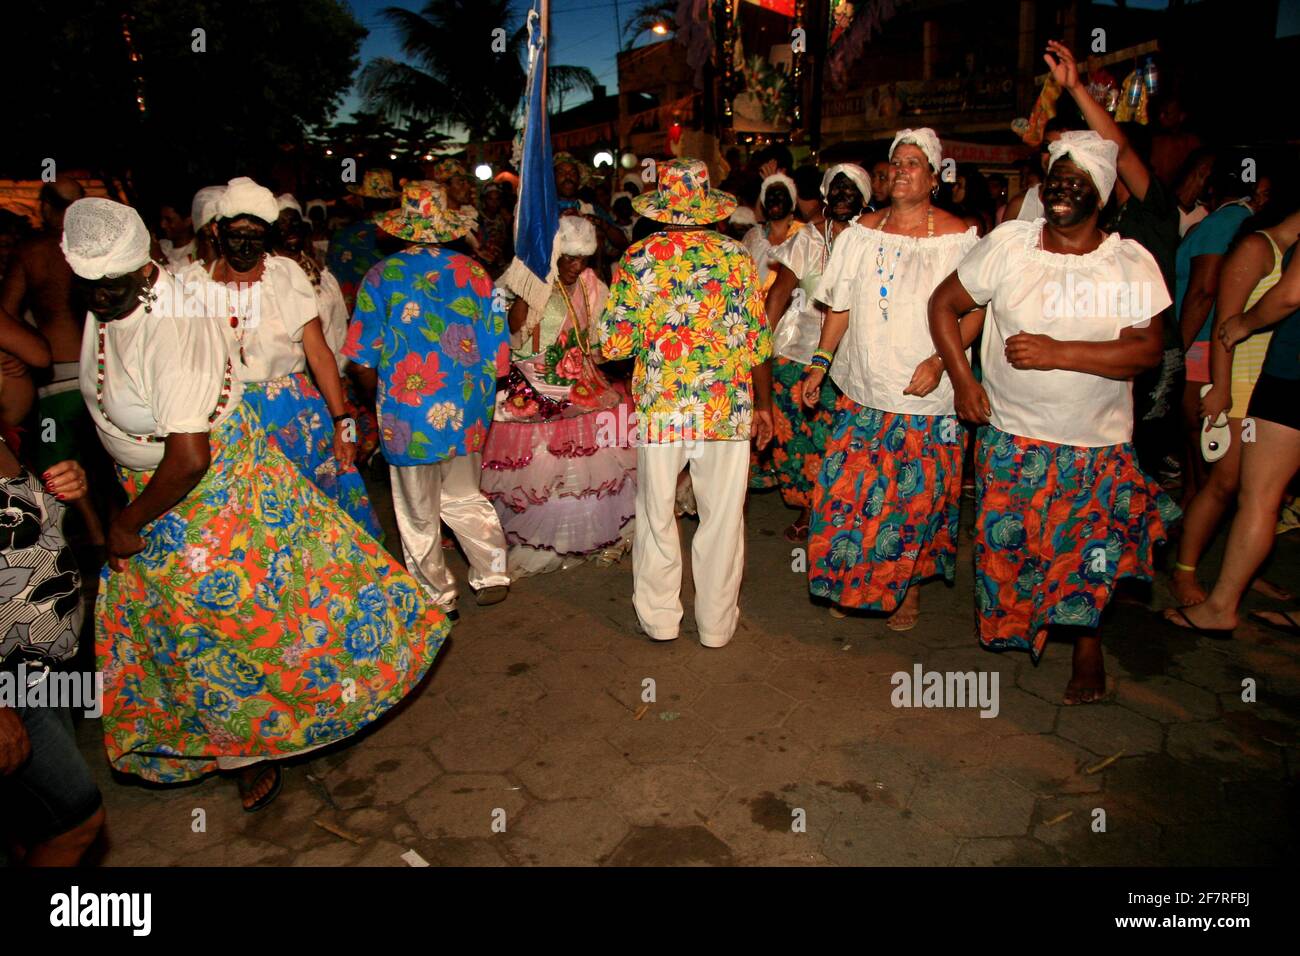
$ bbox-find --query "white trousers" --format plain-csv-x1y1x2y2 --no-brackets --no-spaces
390,453,510,609
633,440,749,647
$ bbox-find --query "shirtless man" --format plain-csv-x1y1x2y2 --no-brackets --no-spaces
0,178,105,546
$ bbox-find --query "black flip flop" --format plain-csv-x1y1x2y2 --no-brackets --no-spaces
239,764,283,813
1164,606,1234,639
1248,610,1300,637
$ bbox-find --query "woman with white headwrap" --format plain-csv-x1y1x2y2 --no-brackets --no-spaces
184,177,382,539
762,163,870,541
800,130,980,631
930,129,1178,704
482,215,636,575
61,198,448,808
189,184,225,268
743,173,802,290
271,193,380,465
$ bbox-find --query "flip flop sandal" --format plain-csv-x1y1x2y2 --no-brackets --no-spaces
1247,610,1300,637
1164,606,1234,639
1199,385,1231,463
782,521,809,543
239,764,283,813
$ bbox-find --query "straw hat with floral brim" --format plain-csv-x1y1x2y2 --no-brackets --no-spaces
633,158,737,225
374,180,476,244
348,167,400,198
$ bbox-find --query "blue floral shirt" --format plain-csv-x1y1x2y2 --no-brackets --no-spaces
344,246,507,466
327,221,384,313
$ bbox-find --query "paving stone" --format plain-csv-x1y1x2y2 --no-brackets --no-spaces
443,670,546,719
869,712,997,772
975,686,1059,736
1158,823,1286,866
527,651,628,695
605,763,730,827
514,735,633,800
1166,720,1288,780
402,773,528,841
683,638,780,684
767,658,882,701
1056,703,1164,757
354,683,458,749
289,840,368,866
1015,657,1078,704
449,633,552,675
604,711,716,765
507,798,630,866
1030,793,1162,865
691,682,796,732
804,743,922,812
696,729,818,789
953,836,1065,866
1101,754,1227,826
985,733,1103,796
423,837,511,867
604,663,706,711
907,768,1036,837
703,782,838,864
784,696,895,748
822,801,960,866
324,745,443,811
427,717,539,773
1112,675,1221,724
604,824,738,865
1170,647,1256,694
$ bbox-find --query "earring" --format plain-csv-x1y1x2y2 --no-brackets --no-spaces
137,285,158,314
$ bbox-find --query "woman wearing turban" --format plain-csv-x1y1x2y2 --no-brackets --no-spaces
63,198,448,808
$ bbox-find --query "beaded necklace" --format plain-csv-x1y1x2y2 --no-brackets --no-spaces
875,206,934,322
95,279,234,444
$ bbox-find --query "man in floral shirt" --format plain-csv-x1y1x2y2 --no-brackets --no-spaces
328,168,400,313
600,158,772,649
345,180,511,613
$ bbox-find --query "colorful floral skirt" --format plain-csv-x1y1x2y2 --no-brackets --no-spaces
771,356,838,511
974,425,1180,661
808,398,963,611
481,383,637,576
96,403,449,783
241,372,382,540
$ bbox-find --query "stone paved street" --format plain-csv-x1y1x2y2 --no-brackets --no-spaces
77,473,1300,866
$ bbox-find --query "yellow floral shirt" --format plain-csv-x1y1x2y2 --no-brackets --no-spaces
600,230,770,443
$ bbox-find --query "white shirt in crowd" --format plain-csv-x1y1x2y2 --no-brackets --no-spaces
816,223,978,417
742,223,786,287
181,255,319,385
79,268,244,471
1178,202,1209,238
159,238,197,273
769,224,834,365
314,266,351,375
956,218,1173,448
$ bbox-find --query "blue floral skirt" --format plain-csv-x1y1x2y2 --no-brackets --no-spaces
242,372,382,540
808,398,963,611
974,425,1180,661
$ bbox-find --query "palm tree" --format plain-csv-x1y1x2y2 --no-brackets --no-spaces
359,0,597,142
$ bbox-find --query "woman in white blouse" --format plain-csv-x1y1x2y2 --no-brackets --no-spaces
929,131,1179,704
184,177,381,539
63,199,448,810
799,130,980,632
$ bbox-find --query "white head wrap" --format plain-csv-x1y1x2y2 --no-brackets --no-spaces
889,127,943,173
556,215,597,257
217,177,279,225
60,198,152,280
759,172,797,208
275,193,302,217
820,163,871,202
191,185,226,229
1047,130,1120,205
729,206,757,227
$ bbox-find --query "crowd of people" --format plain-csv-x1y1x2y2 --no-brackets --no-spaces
0,38,1296,867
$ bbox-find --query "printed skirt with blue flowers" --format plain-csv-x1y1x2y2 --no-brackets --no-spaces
808,397,963,611
95,402,449,783
242,372,382,540
974,425,1180,661
771,356,838,511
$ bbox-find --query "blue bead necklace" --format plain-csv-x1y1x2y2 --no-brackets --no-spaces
875,206,934,321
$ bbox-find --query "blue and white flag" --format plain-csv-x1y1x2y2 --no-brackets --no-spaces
501,3,559,316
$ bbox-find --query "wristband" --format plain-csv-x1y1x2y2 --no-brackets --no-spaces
808,354,832,373
813,348,835,365
332,413,352,425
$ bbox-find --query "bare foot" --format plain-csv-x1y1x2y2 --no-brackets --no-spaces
1170,567,1206,606
1064,633,1107,704
828,605,847,619
1250,578,1294,602
886,588,920,632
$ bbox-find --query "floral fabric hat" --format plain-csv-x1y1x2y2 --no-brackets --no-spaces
374,180,476,244
430,158,470,184
347,167,400,198
632,158,738,226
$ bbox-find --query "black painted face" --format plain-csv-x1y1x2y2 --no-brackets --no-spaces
763,184,793,222
218,216,270,272
557,253,586,286
73,265,151,323
273,209,305,255
826,173,865,222
1042,159,1100,228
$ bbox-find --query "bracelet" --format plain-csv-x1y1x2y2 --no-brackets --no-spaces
813,348,835,365
808,355,831,373
332,413,352,425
